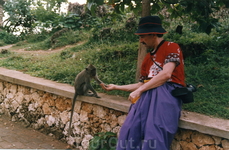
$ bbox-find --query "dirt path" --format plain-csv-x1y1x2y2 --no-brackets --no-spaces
0,44,13,50
0,41,85,55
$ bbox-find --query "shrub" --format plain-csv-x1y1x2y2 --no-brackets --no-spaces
89,132,117,150
0,31,18,44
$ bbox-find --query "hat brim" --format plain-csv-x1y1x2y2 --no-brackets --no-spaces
135,27,167,35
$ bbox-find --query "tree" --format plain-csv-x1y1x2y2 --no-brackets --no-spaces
3,0,67,34
136,0,151,81
0,0,5,27
3,0,35,33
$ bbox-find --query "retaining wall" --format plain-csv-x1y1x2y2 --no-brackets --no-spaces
0,67,228,150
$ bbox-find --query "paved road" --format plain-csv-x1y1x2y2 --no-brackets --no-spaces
0,114,71,149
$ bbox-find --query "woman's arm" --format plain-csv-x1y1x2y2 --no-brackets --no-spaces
128,62,176,102
105,82,144,92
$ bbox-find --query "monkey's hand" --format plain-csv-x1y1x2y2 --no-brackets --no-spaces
100,83,108,90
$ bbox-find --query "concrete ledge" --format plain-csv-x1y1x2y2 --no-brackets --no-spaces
179,111,229,139
0,67,228,139
0,67,130,113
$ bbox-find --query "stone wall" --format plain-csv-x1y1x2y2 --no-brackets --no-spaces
0,68,228,150
171,129,229,150
0,80,127,149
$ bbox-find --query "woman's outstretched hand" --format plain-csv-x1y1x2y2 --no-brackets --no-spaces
100,83,116,91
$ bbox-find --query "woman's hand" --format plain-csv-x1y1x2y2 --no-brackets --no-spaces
101,84,117,91
128,90,142,104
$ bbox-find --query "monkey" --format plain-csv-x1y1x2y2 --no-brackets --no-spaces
68,64,105,136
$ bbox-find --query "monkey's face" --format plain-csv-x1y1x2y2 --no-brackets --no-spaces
90,68,97,77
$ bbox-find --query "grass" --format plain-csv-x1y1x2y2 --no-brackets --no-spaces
0,22,228,120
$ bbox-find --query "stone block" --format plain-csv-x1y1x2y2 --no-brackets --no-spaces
191,131,214,147
222,139,229,149
180,141,198,150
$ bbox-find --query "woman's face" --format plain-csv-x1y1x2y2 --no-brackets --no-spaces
139,34,157,49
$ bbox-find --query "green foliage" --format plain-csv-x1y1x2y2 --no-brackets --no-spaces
165,31,213,58
51,30,83,49
3,0,68,35
51,13,82,29
26,38,52,51
36,0,67,13
91,28,137,43
12,30,89,51
25,32,51,43
89,0,229,34
0,31,18,44
3,0,36,34
89,132,117,150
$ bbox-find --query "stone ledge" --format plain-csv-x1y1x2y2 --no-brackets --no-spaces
0,67,228,139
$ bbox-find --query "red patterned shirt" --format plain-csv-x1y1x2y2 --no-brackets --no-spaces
140,41,185,87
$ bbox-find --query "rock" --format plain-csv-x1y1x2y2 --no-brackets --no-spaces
0,82,3,91
212,135,222,145
170,139,181,150
103,123,111,132
199,145,216,150
112,125,120,132
9,84,17,95
180,141,198,150
55,98,71,112
6,93,14,99
70,111,80,124
93,105,106,118
117,115,126,126
191,131,214,147
67,136,76,145
80,110,88,122
28,103,36,111
222,139,229,149
24,95,31,103
42,93,55,106
11,100,19,111
215,145,224,150
42,103,52,114
15,92,24,104
60,111,69,124
73,121,81,134
81,135,93,150
175,129,193,142
18,85,30,94
31,92,40,101
82,103,93,114
46,115,56,126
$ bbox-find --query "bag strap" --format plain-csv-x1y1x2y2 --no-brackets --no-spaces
150,40,165,55
150,40,165,70
151,57,163,70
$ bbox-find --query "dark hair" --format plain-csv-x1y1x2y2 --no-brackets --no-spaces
156,34,164,37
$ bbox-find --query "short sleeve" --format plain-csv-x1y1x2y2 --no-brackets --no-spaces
164,42,182,66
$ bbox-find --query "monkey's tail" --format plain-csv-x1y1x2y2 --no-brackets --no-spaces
68,93,77,136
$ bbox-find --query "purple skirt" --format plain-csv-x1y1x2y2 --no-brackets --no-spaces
116,83,182,150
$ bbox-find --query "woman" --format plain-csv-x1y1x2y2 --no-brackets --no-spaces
103,16,185,150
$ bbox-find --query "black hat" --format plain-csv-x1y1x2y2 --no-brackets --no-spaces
135,16,167,35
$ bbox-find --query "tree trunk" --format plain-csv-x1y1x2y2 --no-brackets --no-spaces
135,0,151,81
0,1,4,27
